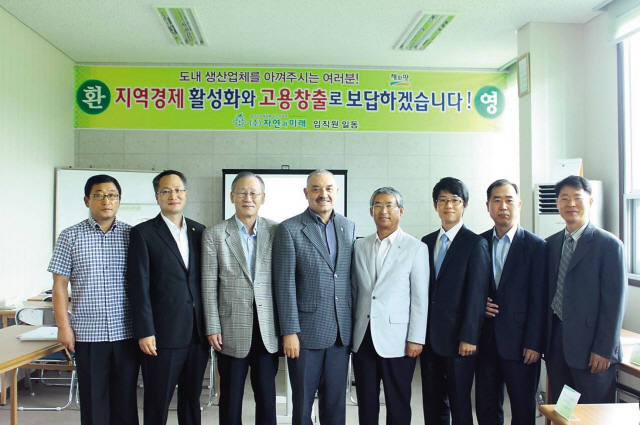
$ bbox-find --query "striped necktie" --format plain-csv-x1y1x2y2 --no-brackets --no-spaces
551,233,575,321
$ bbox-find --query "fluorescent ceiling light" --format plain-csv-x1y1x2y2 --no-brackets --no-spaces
157,7,207,46
396,12,456,51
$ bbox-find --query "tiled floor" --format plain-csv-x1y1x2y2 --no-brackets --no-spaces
0,359,546,424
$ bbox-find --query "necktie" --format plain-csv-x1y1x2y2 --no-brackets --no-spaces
551,233,575,321
435,234,449,277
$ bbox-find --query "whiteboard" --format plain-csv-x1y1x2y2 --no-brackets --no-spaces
222,169,347,223
54,167,159,240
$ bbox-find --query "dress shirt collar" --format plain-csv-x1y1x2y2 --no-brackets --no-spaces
375,227,400,245
308,207,335,225
437,220,464,243
161,213,186,232
235,215,259,236
88,216,118,233
492,223,518,243
564,221,589,242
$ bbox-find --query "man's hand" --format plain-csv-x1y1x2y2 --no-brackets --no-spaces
458,341,477,357
208,333,223,351
406,342,423,357
283,334,300,358
139,336,157,356
486,297,499,318
589,352,611,374
522,348,541,364
57,325,75,353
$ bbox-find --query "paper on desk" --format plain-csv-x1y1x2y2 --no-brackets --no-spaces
17,327,58,341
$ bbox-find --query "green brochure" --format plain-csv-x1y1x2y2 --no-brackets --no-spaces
554,385,581,420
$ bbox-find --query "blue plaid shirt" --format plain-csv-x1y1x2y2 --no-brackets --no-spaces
48,217,134,342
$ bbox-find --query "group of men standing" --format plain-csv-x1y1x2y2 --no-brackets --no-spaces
49,168,627,425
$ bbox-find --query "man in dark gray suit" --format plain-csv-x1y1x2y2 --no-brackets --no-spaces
545,175,627,404
273,169,356,425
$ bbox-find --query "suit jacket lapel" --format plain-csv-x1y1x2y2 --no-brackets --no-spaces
438,225,467,280
255,217,273,279
225,217,252,281
366,234,377,287
496,226,524,295
301,211,334,269
547,232,563,298
154,214,187,271
334,214,347,268
566,223,594,273
376,231,403,284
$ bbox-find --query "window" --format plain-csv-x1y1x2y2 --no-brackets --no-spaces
620,32,640,282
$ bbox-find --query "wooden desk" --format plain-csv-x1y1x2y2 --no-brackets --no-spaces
618,329,640,379
0,325,64,425
26,294,51,302
0,309,16,328
0,308,17,405
539,403,639,424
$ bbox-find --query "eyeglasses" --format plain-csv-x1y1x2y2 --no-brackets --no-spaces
88,193,120,201
372,203,399,211
156,188,187,196
234,191,263,199
558,196,585,205
437,198,463,206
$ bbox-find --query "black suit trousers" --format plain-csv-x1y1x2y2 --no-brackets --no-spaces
217,307,279,425
352,325,416,425
421,342,476,425
141,332,209,425
475,331,540,425
75,339,140,425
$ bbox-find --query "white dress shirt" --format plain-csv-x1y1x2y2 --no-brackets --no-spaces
161,213,189,269
433,221,464,263
375,228,400,279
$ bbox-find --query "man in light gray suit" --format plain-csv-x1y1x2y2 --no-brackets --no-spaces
202,171,280,425
545,175,627,404
351,187,429,425
273,169,356,425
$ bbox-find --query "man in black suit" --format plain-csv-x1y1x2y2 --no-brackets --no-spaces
128,170,209,425
475,179,547,425
545,175,627,404
421,177,491,425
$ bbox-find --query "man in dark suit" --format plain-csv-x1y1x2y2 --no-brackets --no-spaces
273,169,356,425
475,179,547,425
128,170,209,425
545,175,627,404
420,177,491,425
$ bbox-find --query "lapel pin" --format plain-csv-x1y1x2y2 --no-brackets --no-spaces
192,227,195,231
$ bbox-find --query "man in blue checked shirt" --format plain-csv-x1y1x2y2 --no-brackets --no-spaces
49,174,139,425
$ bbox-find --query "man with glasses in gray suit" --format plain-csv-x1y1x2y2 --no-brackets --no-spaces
274,169,356,425
202,171,280,425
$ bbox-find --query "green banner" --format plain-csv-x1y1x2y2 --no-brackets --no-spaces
74,66,507,132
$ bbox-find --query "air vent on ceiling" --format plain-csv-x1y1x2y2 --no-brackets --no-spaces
157,7,207,46
396,12,455,51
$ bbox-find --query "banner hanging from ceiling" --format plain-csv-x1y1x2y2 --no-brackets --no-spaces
74,66,507,132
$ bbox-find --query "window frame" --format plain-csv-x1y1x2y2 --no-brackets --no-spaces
619,41,640,287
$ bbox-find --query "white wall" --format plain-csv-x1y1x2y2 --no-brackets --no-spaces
518,23,586,230
0,9,74,305
583,13,620,236
519,17,620,235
